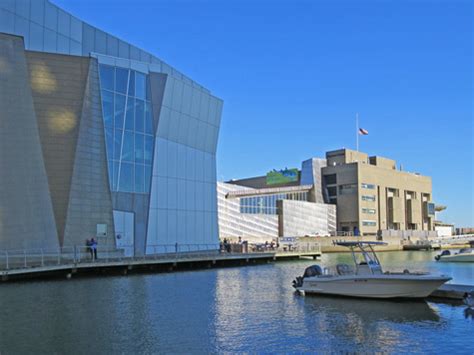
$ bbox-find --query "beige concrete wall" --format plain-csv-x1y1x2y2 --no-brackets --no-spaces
26,51,90,245
322,151,433,236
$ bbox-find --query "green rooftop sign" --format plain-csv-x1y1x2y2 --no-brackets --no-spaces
266,168,299,185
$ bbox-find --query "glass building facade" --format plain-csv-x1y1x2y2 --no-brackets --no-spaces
99,64,154,193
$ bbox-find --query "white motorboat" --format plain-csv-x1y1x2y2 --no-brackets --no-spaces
292,241,451,299
435,248,474,262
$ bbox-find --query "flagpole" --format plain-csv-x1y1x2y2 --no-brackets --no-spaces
356,113,359,151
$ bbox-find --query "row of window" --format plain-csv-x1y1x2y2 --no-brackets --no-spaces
362,208,376,214
99,64,154,194
108,161,152,193
105,129,154,164
99,65,150,100
239,192,308,215
361,183,376,189
362,195,376,202
102,90,154,135
362,220,376,226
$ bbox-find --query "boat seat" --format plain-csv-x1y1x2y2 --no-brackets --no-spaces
336,264,354,276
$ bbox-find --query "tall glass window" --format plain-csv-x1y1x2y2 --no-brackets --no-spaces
99,64,154,194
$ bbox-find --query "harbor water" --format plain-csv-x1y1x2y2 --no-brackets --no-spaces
0,251,473,353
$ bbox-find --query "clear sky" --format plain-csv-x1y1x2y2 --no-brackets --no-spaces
54,0,473,226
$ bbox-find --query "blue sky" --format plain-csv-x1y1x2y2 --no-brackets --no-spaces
54,0,473,226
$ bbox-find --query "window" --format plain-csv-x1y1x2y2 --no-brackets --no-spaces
362,195,376,202
239,191,308,214
362,220,376,227
362,208,376,214
339,184,357,195
324,174,337,185
99,64,154,194
327,186,337,197
361,183,376,189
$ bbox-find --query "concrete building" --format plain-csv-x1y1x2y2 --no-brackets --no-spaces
218,148,437,241
322,149,435,236
218,159,337,242
0,0,222,255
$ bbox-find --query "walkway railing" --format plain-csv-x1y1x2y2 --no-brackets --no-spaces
0,242,321,272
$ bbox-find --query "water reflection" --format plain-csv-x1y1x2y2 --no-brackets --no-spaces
302,295,440,323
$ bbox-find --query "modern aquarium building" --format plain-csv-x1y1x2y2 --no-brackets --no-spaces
0,0,223,255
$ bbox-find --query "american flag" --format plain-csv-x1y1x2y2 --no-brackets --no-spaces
359,128,369,135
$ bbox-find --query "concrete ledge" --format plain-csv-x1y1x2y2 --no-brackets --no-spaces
430,284,474,300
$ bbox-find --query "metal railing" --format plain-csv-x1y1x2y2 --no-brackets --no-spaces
0,241,322,272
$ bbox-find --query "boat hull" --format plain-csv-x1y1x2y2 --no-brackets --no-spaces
297,275,451,299
438,254,474,262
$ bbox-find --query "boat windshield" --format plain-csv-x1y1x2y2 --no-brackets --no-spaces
335,241,385,275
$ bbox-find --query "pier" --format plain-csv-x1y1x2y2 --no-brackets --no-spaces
0,244,322,282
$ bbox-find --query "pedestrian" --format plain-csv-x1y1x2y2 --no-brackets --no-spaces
86,239,93,260
91,237,98,260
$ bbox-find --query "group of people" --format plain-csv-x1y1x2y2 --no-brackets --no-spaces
85,238,98,260
220,237,249,253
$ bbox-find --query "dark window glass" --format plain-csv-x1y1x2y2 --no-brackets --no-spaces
135,99,145,132
145,102,154,134
122,131,134,162
328,186,337,196
135,164,145,193
99,65,114,91
115,68,128,94
119,162,134,192
128,71,135,97
144,135,154,165
114,129,122,160
101,90,114,127
135,133,144,164
324,174,337,185
125,98,134,131
135,72,146,99
330,198,337,205
114,93,126,128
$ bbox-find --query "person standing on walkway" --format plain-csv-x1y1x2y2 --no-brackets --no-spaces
86,239,93,260
91,238,98,261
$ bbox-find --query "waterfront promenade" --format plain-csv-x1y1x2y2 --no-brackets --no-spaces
0,243,321,282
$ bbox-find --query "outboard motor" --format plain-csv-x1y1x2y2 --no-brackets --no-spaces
435,250,451,261
292,265,323,289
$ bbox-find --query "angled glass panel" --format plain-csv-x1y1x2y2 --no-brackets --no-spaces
113,161,120,191
115,67,128,94
128,70,135,97
144,135,154,165
125,97,134,131
145,102,154,134
101,90,114,127
119,162,134,192
99,64,114,91
107,161,113,188
114,129,123,160
105,127,113,160
145,165,151,193
122,131,134,162
135,72,146,99
135,164,145,193
135,133,144,164
146,75,151,101
114,93,126,128
135,99,145,133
